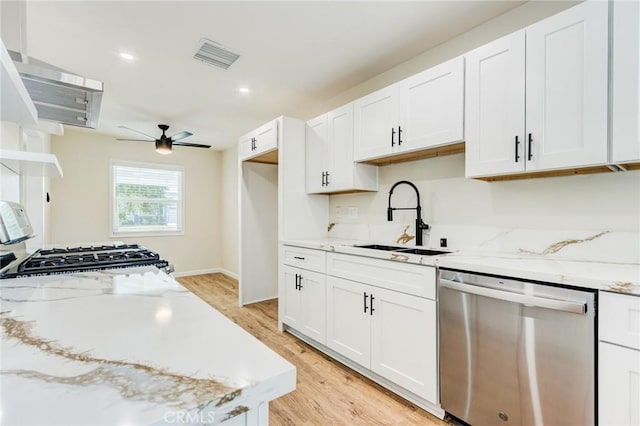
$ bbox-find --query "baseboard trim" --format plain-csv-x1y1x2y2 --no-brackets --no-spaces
218,269,239,280
172,268,239,279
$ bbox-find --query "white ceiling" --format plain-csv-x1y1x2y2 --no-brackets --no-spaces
24,1,525,151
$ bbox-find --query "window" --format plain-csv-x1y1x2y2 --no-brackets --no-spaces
111,160,184,236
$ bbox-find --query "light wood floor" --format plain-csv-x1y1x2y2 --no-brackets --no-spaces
177,273,449,426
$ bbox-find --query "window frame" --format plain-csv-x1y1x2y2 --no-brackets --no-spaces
110,159,185,237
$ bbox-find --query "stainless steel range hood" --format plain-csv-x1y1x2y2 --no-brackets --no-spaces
8,50,103,129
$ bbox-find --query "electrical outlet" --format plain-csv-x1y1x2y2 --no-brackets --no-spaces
335,206,342,218
348,207,358,218
440,238,448,248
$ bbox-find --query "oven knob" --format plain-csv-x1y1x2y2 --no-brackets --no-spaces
498,411,509,422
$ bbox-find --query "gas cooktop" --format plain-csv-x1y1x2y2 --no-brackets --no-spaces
0,244,172,279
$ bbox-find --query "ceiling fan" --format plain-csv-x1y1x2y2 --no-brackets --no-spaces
117,124,211,154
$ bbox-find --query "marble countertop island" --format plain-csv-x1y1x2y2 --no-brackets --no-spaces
0,267,295,425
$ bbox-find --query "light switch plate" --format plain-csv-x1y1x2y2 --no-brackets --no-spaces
348,207,358,218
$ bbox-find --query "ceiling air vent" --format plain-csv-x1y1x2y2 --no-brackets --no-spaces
193,38,240,70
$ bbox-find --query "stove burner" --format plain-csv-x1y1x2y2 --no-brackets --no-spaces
1,244,170,278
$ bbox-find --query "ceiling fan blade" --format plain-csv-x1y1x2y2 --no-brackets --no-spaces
172,141,211,149
116,138,155,142
169,131,193,142
118,125,156,140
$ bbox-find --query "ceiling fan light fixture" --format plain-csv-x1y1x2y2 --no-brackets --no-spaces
155,139,172,155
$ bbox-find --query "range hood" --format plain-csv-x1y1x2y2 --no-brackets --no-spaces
8,50,103,129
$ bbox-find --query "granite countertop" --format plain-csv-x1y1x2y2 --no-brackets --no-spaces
0,266,296,425
281,239,640,296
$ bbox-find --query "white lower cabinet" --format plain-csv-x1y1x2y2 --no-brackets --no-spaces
599,342,640,426
326,277,371,366
282,265,326,345
326,274,438,403
599,291,640,426
281,247,441,414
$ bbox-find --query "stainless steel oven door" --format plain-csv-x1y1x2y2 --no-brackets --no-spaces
438,269,595,426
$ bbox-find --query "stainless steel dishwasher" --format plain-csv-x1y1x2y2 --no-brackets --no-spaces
438,269,596,426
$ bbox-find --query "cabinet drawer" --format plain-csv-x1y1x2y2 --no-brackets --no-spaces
600,291,640,350
327,252,435,299
282,245,326,273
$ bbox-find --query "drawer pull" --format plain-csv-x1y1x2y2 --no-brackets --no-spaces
294,256,305,260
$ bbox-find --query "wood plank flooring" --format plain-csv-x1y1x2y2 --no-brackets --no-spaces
177,273,449,426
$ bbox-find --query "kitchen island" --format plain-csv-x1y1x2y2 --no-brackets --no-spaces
0,266,296,425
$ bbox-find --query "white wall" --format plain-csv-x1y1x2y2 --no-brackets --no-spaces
221,144,238,277
49,128,222,275
330,154,640,233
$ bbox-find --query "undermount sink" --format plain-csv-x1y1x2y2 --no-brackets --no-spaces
355,244,449,256
355,244,405,251
394,248,449,256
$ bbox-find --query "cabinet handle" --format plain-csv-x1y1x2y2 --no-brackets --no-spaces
391,128,396,147
293,256,305,260
398,126,402,146
370,294,375,315
363,292,368,313
298,275,303,290
325,171,330,186
527,133,533,161
321,171,326,186
515,136,520,163
295,273,299,290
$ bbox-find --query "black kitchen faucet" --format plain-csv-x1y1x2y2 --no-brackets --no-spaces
387,180,430,246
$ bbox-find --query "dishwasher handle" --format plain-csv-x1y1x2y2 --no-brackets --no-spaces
439,278,587,315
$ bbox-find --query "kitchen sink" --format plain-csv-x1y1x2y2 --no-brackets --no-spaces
355,244,449,256
394,248,449,256
355,244,407,251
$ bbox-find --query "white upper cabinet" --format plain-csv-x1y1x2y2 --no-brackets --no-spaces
466,1,609,178
465,31,526,177
354,57,464,164
305,114,329,193
307,103,377,194
239,119,279,163
354,85,399,162
611,0,640,164
398,56,464,153
525,0,608,171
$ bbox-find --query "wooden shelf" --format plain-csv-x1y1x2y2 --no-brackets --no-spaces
0,149,63,177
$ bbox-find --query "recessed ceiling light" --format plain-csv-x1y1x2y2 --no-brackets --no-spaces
239,87,250,94
119,52,135,61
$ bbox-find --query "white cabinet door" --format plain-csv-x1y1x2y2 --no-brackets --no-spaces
238,131,256,161
354,85,399,162
254,119,278,155
399,56,464,153
298,269,327,345
326,276,371,368
612,0,640,163
327,103,354,191
599,342,640,426
282,265,327,344
525,0,608,171
282,265,303,329
306,114,329,193
370,287,438,402
465,31,526,178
